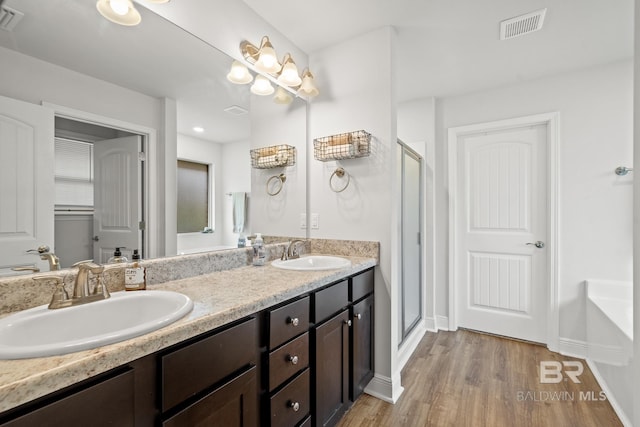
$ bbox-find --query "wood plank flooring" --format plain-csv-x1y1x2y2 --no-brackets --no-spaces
338,330,622,427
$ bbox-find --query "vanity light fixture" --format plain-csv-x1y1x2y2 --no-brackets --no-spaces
251,75,275,96
234,35,319,99
227,60,254,84
96,0,141,26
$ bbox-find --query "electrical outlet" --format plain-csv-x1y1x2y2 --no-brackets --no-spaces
311,213,319,230
300,213,307,229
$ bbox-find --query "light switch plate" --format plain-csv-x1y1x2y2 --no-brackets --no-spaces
311,213,319,230
300,213,307,229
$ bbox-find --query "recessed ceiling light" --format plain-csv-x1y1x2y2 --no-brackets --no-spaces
193,126,204,133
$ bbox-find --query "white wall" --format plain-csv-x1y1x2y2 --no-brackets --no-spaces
221,139,252,246
309,27,401,402
633,2,640,426
436,60,634,345
250,96,307,238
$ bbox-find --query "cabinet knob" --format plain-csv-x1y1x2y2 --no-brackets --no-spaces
289,401,300,412
287,355,299,365
354,313,362,320
344,319,352,327
287,317,300,327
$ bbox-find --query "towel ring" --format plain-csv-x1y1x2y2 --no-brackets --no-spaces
329,167,350,193
267,173,286,196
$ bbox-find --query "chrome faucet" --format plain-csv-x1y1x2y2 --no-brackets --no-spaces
33,260,109,310
282,240,307,260
27,245,60,271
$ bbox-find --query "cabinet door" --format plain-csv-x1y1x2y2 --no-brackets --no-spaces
351,295,374,401
0,369,134,427
313,309,349,427
163,366,257,427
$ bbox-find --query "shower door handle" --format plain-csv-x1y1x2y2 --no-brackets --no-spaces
526,241,545,249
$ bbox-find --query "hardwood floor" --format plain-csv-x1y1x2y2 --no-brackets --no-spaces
338,330,623,427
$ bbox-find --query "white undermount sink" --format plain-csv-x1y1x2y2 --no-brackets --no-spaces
271,255,352,271
0,290,193,359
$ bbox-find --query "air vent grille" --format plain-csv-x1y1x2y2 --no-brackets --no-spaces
500,8,546,40
224,105,248,116
0,5,24,32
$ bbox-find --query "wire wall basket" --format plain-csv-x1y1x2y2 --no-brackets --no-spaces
313,130,371,161
250,144,296,169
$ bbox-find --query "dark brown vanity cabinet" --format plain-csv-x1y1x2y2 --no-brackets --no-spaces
0,267,374,427
311,268,375,427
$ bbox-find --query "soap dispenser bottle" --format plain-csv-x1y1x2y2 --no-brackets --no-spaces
107,247,128,263
124,249,146,291
253,233,265,266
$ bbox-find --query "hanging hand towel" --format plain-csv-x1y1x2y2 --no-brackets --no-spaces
232,192,247,233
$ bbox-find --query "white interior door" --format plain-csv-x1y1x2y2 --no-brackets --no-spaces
455,124,548,343
0,95,54,274
93,135,142,263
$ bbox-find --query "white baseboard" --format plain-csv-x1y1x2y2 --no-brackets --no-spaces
586,359,632,427
397,323,427,372
435,315,449,331
557,337,588,359
425,316,437,332
364,374,404,404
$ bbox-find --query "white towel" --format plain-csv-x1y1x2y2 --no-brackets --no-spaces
232,192,247,233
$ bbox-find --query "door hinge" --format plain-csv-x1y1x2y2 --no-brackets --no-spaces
417,232,421,245
139,221,146,230
138,151,146,161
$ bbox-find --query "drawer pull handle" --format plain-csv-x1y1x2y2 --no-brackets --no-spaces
354,313,362,320
344,319,352,327
287,355,299,365
289,401,300,412
287,317,300,327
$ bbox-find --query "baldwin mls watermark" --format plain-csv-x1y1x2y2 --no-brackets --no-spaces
515,361,607,402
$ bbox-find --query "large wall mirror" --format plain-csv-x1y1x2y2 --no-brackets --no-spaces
0,0,307,276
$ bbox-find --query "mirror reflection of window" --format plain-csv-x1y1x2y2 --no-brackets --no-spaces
177,159,212,233
54,139,94,208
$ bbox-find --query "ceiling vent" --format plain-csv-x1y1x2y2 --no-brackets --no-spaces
224,105,248,116
500,8,546,40
0,5,24,32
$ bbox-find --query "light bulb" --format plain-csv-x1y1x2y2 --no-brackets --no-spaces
255,38,281,74
251,75,274,96
109,0,129,15
227,61,253,84
277,58,302,87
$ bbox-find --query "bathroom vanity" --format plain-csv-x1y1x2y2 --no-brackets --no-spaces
0,255,376,427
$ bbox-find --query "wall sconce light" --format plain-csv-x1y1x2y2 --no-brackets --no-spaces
251,75,275,96
96,0,142,26
232,35,319,100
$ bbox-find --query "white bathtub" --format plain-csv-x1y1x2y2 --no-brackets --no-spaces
585,280,633,365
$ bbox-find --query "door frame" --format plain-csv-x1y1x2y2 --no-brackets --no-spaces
42,102,157,259
447,112,559,350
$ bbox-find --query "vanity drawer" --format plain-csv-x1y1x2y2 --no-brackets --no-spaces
269,332,309,392
313,280,348,323
269,296,309,349
350,268,374,302
161,317,257,412
270,369,310,427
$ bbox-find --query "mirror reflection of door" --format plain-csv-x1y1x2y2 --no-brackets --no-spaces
53,118,143,267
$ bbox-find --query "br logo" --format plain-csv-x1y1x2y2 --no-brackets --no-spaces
539,361,583,384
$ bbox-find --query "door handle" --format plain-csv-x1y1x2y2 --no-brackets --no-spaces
526,241,545,249
93,236,100,242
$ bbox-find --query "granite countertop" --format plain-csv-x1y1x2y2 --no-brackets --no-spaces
0,256,377,414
